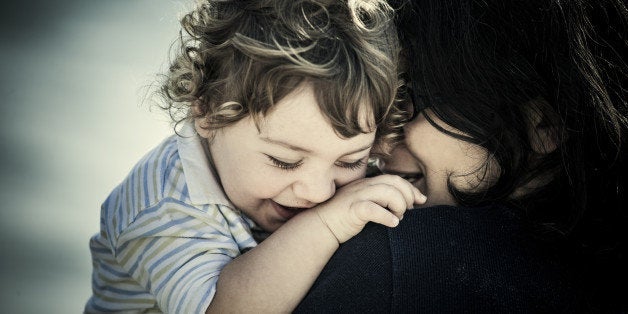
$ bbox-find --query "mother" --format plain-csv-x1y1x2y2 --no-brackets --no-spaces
296,0,628,312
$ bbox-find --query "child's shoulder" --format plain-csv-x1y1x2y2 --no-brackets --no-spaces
132,134,183,192
102,134,188,218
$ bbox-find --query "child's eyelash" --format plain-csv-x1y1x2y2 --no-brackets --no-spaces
266,155,366,172
266,155,303,171
336,159,366,171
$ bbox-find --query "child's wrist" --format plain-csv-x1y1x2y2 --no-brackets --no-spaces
312,209,342,245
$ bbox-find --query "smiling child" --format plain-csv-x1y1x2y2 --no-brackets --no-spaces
85,0,425,313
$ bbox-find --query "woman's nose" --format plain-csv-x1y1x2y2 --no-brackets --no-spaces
382,144,420,174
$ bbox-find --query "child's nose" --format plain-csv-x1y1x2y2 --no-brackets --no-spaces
292,172,336,205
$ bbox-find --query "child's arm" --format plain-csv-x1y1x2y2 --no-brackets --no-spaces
207,174,426,313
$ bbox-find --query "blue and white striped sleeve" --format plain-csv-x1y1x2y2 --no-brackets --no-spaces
114,198,241,313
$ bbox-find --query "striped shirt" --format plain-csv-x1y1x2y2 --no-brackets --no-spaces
85,123,259,313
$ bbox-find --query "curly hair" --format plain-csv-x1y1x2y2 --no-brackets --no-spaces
160,0,403,152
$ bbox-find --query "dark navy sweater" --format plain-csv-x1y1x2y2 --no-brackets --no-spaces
295,205,583,313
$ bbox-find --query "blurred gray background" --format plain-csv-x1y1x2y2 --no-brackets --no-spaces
0,1,191,312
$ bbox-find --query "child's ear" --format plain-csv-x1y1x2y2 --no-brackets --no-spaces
194,117,213,139
192,101,213,139
525,99,563,154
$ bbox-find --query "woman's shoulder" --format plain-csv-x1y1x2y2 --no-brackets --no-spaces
390,205,582,312
297,205,585,313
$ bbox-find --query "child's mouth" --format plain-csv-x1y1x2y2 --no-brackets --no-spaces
270,200,307,221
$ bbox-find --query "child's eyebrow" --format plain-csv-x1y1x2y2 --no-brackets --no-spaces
260,137,372,156
340,144,373,156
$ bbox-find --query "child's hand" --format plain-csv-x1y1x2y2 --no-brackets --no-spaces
313,174,426,243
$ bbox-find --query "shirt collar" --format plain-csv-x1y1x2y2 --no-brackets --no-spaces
176,121,232,207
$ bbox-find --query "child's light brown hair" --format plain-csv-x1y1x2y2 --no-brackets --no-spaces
161,0,403,152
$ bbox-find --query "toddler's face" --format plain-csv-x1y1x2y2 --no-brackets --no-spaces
199,83,376,232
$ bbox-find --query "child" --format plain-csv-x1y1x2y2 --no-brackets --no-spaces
85,0,425,313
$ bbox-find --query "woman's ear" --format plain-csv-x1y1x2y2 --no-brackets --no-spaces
192,100,213,139
525,99,563,154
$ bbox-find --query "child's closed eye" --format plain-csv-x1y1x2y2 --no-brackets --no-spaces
335,158,367,171
265,155,367,172
266,154,303,171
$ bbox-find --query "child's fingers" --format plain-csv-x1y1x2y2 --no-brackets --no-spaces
414,187,428,205
353,183,408,219
352,200,400,228
366,174,426,208
390,174,427,205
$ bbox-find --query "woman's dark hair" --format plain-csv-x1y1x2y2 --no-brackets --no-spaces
393,0,628,309
394,0,627,229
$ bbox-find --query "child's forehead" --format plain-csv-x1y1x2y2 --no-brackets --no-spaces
248,82,374,132
231,83,373,152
